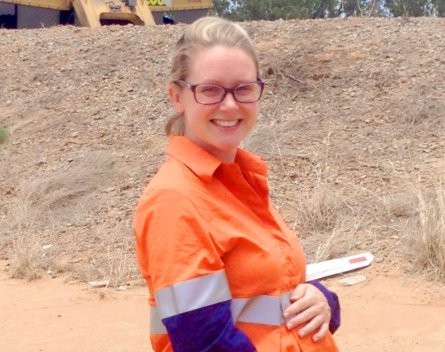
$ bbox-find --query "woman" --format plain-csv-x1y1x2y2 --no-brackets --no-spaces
134,16,340,352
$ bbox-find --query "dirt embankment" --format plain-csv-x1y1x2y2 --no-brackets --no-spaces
2,17,444,280
0,17,444,351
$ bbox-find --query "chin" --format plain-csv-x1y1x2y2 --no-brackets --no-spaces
217,141,241,152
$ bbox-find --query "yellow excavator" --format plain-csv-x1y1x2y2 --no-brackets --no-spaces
0,0,212,28
149,0,213,25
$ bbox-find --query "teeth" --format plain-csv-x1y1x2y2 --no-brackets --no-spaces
213,119,238,127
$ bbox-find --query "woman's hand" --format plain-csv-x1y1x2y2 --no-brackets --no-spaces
283,283,331,342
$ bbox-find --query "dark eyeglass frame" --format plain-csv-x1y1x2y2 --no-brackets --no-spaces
175,79,265,105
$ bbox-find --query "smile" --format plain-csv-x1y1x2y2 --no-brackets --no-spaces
212,119,240,127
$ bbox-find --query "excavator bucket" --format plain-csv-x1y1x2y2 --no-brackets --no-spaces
73,0,155,27
149,0,212,24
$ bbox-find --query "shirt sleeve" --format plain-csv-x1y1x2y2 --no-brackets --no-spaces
310,280,341,334
134,189,256,352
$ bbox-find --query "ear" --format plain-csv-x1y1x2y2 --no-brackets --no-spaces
168,83,185,114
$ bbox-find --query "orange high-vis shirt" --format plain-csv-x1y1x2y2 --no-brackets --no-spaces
134,136,338,352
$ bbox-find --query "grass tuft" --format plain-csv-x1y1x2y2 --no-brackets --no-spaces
10,236,43,281
0,126,9,144
405,183,445,280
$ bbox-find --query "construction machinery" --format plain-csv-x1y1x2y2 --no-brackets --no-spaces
0,0,212,28
149,0,212,25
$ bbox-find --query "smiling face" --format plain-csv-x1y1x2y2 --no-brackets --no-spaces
168,45,260,163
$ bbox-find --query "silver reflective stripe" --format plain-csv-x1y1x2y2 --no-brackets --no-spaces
150,306,167,334
150,290,293,334
155,270,232,319
231,291,292,326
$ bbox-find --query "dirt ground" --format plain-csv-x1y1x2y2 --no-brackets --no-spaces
1,260,444,352
0,16,444,351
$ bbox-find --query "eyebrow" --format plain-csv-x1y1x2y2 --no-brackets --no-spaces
190,79,258,87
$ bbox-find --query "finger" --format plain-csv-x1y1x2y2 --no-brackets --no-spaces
285,304,320,330
285,285,314,318
297,314,325,337
284,290,324,320
312,322,330,342
289,283,308,302
284,299,309,320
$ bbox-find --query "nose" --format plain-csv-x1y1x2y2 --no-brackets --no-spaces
220,91,239,110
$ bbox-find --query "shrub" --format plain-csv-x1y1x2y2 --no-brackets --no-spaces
0,126,9,144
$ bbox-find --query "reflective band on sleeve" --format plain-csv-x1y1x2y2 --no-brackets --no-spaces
150,306,167,335
155,270,232,319
231,291,291,326
150,290,293,334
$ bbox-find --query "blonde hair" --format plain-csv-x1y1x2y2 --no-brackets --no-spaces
165,16,260,136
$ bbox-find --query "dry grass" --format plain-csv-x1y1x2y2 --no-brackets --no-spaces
10,235,43,281
297,185,347,233
6,152,115,236
291,178,445,276
69,221,140,287
3,151,126,282
403,183,445,280
297,171,445,273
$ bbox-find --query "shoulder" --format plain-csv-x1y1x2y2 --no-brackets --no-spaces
136,160,205,214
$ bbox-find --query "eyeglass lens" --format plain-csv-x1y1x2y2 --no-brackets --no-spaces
195,82,262,104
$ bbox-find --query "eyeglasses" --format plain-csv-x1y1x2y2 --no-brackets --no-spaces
175,79,265,105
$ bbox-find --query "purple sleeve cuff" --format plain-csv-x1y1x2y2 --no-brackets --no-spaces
310,280,341,334
162,301,257,352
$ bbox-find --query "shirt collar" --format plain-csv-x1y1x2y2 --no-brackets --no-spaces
167,136,268,182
